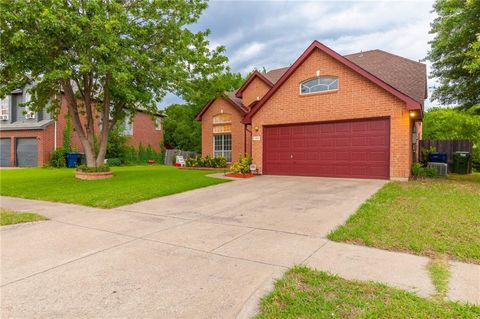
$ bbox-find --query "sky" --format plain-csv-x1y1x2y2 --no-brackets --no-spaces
159,0,436,108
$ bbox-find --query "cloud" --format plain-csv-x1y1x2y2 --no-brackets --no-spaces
197,0,435,72
166,0,436,109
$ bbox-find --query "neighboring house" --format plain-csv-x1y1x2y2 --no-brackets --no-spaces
0,91,164,167
196,41,426,180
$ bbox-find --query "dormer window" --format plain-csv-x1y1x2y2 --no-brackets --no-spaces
300,76,338,95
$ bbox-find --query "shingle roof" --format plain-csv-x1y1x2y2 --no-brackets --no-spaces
261,50,427,104
344,50,427,104
224,91,249,113
264,67,290,84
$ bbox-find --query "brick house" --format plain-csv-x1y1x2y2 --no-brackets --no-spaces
0,92,164,167
196,41,427,180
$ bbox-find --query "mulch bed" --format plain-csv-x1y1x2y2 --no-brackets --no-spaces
225,173,255,178
178,167,224,171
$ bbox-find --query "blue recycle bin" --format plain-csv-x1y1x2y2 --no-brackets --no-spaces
65,152,81,168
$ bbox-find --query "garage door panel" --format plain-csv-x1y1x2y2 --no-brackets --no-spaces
16,138,38,167
0,138,11,167
264,118,390,179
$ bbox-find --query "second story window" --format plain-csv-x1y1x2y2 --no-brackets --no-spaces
155,117,162,130
24,92,35,119
0,97,9,121
123,117,133,136
300,76,338,95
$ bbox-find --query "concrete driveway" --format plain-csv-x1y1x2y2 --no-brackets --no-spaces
1,175,386,318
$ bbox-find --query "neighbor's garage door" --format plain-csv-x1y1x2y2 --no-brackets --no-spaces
0,138,12,167
16,138,38,167
264,118,390,179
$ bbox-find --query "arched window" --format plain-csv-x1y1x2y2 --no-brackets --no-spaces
213,113,232,124
300,76,338,95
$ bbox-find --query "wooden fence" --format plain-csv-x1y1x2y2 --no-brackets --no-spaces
164,149,197,165
420,139,473,173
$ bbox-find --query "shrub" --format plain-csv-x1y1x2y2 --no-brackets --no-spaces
48,148,66,168
184,155,228,168
230,155,252,174
76,164,110,173
107,125,128,162
106,158,122,166
412,163,437,179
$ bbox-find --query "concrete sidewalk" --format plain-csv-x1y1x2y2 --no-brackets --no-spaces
1,177,479,318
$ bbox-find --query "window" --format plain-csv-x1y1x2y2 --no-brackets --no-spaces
23,92,35,119
213,113,232,124
123,117,133,136
214,134,232,162
0,97,8,121
300,76,338,95
155,117,162,130
213,113,232,133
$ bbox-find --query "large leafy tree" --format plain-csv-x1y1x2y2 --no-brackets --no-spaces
427,0,480,110
0,0,228,167
163,71,244,152
423,107,480,166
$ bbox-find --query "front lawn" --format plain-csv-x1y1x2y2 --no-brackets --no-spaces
328,174,480,264
0,166,228,208
0,208,48,226
257,267,480,319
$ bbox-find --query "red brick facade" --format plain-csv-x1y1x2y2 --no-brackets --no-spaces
1,95,163,166
242,76,271,107
198,41,425,179
200,97,246,161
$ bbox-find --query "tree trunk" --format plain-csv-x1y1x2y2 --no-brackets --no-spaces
61,79,97,167
95,74,112,167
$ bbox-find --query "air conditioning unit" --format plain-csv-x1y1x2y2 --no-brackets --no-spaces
25,111,36,119
0,114,8,120
427,162,448,176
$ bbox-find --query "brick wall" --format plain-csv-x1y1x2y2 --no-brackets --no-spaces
251,49,415,179
242,76,271,107
126,111,163,152
200,98,245,161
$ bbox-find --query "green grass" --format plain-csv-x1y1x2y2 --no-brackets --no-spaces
0,208,47,226
257,267,480,319
0,166,228,208
328,174,480,263
428,256,451,300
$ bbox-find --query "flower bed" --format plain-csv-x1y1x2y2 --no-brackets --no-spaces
225,172,255,178
179,167,222,171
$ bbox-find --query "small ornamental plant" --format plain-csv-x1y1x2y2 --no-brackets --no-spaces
229,155,253,174
185,156,227,168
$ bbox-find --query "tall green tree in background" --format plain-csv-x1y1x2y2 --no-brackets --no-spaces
428,0,480,110
163,72,244,152
423,107,480,167
0,0,228,167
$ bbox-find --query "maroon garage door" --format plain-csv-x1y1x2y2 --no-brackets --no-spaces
263,118,390,179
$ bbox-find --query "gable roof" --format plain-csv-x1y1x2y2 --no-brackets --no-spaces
195,91,248,121
244,41,423,123
264,67,290,84
344,50,427,104
235,70,273,98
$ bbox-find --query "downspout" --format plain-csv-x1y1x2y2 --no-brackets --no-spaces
54,120,57,150
243,124,246,155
